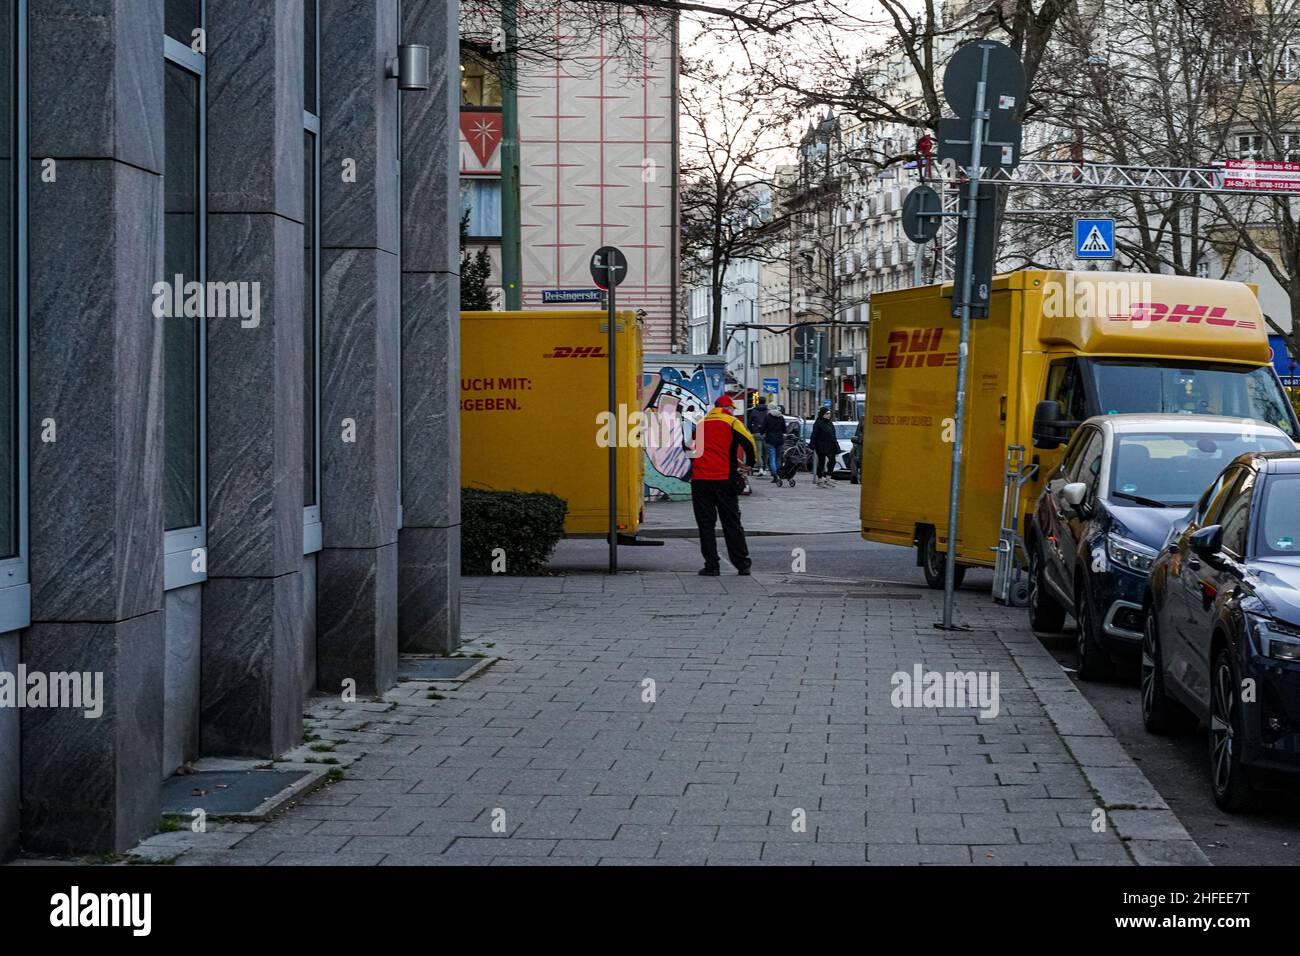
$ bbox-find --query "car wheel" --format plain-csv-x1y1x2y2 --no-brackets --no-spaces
1027,542,1067,633
920,527,966,591
1141,608,1191,734
1209,647,1256,812
1074,576,1113,682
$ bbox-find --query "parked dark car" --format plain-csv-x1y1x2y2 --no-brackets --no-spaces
1027,414,1293,681
1143,450,1300,810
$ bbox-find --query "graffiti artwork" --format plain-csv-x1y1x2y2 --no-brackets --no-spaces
641,360,727,500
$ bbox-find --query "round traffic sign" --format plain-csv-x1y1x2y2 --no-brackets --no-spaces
590,246,628,290
901,185,942,243
942,39,1025,121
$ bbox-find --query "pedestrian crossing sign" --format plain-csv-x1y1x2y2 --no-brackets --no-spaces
1074,218,1114,259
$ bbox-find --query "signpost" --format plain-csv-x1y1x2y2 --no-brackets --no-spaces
763,377,779,396
591,245,628,573
933,39,1025,630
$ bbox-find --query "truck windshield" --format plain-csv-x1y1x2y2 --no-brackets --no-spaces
1090,361,1298,439
1110,431,1293,507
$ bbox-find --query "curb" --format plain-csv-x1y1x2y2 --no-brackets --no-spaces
996,623,1211,866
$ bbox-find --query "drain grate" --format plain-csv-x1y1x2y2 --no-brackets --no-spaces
160,769,311,816
399,656,486,680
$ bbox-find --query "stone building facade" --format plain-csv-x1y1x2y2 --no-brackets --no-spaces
0,0,461,858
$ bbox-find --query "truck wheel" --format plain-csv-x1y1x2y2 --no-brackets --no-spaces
920,527,966,590
1028,543,1067,633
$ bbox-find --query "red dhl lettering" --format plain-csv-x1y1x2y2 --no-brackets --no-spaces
543,345,608,358
1106,302,1254,328
873,327,958,371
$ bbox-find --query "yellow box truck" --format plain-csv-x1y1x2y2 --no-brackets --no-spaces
460,309,644,536
859,270,1300,588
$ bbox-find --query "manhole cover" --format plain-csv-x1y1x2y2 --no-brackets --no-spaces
160,770,310,815
399,656,485,680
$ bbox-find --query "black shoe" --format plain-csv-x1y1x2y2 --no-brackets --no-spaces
737,564,752,576
698,567,720,576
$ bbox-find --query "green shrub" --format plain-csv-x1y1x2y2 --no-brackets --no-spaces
461,488,567,575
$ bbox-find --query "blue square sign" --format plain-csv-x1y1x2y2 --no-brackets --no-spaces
1074,218,1114,259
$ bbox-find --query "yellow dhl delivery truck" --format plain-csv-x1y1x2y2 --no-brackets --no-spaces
860,270,1300,589
460,309,644,536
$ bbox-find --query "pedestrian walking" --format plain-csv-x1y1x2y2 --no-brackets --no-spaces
762,404,787,482
746,398,769,474
811,407,839,488
689,394,757,576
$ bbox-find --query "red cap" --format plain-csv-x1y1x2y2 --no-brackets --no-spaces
714,394,734,409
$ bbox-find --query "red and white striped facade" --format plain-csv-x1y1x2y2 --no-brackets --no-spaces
458,5,681,353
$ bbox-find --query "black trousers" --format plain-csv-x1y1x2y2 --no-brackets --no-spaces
816,452,835,478
690,479,750,570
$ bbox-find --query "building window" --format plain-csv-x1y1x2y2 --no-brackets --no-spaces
303,2,321,553
1238,134,1263,160
163,12,206,588
460,49,501,107
459,178,502,238
0,0,27,633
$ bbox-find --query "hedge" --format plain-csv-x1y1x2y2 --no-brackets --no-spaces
461,488,568,575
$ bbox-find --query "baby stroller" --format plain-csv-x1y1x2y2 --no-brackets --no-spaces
776,433,812,487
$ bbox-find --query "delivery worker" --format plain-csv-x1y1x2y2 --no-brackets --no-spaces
690,394,757,576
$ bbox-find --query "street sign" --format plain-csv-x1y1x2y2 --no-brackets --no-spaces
542,288,603,304
1074,218,1115,259
901,184,943,242
937,116,1022,169
952,183,998,318
942,40,1025,123
1221,159,1300,192
590,246,628,289
762,378,779,395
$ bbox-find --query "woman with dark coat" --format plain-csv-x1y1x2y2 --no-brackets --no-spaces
810,407,839,488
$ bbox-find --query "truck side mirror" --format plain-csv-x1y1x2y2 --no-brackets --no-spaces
1033,400,1080,450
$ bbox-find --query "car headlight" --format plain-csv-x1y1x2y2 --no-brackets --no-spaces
1248,615,1300,662
1106,533,1157,573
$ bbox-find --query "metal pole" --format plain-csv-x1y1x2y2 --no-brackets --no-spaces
942,50,990,629
500,0,522,309
607,275,618,573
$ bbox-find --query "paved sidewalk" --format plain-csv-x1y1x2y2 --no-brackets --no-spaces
131,572,1206,866
641,473,856,536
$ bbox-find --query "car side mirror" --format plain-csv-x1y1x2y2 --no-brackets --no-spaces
1032,400,1080,450
1060,480,1093,517
1190,524,1225,565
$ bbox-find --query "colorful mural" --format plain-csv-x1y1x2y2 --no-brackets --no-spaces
641,358,727,500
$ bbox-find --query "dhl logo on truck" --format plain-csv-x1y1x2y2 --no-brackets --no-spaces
873,328,958,370
543,345,608,358
1106,302,1257,329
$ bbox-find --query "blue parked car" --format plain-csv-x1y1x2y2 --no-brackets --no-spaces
1026,414,1294,680
1143,450,1300,810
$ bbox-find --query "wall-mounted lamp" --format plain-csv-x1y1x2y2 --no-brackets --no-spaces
387,44,431,91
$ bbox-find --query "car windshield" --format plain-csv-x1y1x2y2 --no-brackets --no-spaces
1256,474,1300,557
1090,360,1298,439
1109,431,1293,506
